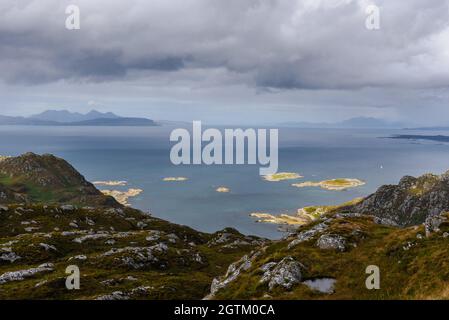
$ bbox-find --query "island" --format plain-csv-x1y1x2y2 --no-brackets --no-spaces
388,134,449,143
100,188,143,206
292,178,365,191
250,198,363,226
216,187,230,193
162,177,188,182
262,172,303,182
93,180,128,186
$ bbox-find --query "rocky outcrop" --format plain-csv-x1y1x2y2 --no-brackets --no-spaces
207,251,261,298
316,234,347,252
0,263,54,284
260,257,304,291
96,286,154,300
287,221,330,249
425,213,447,237
345,171,449,226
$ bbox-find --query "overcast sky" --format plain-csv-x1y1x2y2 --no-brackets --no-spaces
0,0,448,125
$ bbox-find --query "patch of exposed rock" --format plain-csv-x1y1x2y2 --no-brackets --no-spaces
316,234,347,252
425,213,447,237
260,256,304,291
96,286,154,300
0,263,54,284
287,221,330,249
101,243,169,269
207,251,261,298
345,171,449,226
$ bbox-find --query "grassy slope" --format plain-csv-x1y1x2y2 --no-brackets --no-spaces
0,205,263,300
214,212,449,300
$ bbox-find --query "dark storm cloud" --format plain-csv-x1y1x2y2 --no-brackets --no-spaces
0,0,448,90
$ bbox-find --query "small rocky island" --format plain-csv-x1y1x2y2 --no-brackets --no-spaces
93,181,128,187
292,178,365,191
162,177,188,182
100,188,143,206
262,172,303,182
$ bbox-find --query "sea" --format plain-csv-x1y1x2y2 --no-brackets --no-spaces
1,125,449,239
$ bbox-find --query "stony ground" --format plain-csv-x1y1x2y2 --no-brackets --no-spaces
209,211,449,300
0,204,265,300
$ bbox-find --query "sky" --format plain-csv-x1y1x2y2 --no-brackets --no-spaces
0,0,448,125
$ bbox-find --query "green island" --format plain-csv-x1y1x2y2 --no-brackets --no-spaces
292,178,365,191
262,172,303,182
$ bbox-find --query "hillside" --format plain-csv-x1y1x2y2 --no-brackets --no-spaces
0,153,120,207
207,172,449,300
209,210,449,300
344,171,449,226
0,153,265,299
1,153,448,300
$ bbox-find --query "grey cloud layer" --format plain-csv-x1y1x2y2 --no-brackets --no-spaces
0,0,448,90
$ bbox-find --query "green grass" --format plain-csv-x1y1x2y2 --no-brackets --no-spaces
0,204,262,300
213,212,449,300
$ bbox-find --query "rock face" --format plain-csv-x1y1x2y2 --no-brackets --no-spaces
288,221,330,249
316,234,346,252
0,153,120,207
260,257,303,291
425,213,447,237
208,251,260,298
345,171,449,226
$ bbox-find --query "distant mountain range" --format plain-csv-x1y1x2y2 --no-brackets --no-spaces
0,110,157,126
280,117,406,129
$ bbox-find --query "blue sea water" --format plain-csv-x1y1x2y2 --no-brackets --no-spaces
1,125,449,239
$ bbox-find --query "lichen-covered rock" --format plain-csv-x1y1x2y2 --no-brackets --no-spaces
101,243,169,269
425,213,447,237
0,251,21,263
373,217,400,227
39,243,57,251
260,256,303,291
346,171,449,226
96,286,154,300
68,255,87,261
207,251,261,298
73,233,109,243
316,234,346,251
0,263,54,284
96,291,130,300
288,221,329,249
61,205,75,212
